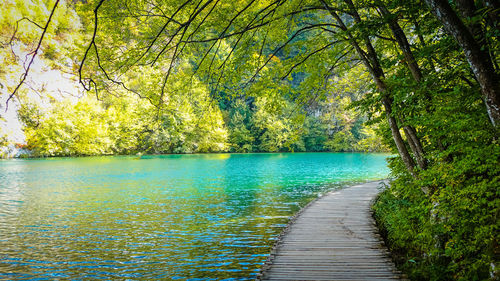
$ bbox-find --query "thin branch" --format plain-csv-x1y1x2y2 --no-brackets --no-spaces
132,0,193,66
185,0,221,43
6,0,60,110
281,41,349,79
218,0,283,71
209,0,278,99
158,24,188,108
183,0,221,78
79,0,106,91
7,17,44,46
320,0,374,73
374,34,396,42
157,0,219,111
83,3,154,104
152,0,211,65
193,0,262,76
78,1,154,103
181,5,327,44
244,23,333,86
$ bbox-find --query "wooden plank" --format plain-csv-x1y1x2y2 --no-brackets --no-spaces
257,180,404,281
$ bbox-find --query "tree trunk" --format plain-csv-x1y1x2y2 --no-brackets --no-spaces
382,101,417,176
320,0,417,176
378,6,423,82
425,0,500,128
378,5,428,170
456,0,499,71
404,125,427,170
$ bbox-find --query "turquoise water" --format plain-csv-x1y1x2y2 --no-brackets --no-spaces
0,153,389,280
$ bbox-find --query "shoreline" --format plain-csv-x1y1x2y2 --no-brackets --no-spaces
1,151,394,160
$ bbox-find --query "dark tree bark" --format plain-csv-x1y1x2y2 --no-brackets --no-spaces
455,0,493,57
320,0,418,177
425,0,500,128
456,0,499,71
378,5,428,170
403,125,427,170
378,6,423,82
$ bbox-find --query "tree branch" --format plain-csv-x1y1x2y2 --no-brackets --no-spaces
245,23,333,86
6,0,60,110
79,0,106,91
282,43,351,79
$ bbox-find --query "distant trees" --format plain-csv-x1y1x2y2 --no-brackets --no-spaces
17,87,382,156
17,86,230,156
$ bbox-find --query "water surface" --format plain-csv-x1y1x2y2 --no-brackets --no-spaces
0,153,389,280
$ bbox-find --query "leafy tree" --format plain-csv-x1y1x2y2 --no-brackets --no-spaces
227,99,255,152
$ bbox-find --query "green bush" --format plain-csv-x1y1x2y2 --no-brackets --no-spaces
373,146,499,280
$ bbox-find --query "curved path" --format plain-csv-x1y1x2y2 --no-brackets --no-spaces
257,181,402,280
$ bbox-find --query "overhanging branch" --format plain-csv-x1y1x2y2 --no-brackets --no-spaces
5,0,60,110
78,0,106,92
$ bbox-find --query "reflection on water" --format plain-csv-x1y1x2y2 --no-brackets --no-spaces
0,153,389,280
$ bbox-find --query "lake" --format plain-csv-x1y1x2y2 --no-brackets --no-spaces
0,153,389,280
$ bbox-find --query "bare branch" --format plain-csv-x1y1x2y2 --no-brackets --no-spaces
79,0,106,91
135,0,193,64
281,40,346,79
244,23,334,86
6,0,60,110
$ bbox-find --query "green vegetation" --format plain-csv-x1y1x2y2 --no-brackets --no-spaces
15,80,382,156
0,0,384,156
1,0,499,279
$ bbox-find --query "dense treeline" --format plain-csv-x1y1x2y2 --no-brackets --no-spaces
8,62,384,156
1,0,499,279
15,82,383,156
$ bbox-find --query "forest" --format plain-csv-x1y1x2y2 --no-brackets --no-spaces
0,0,499,280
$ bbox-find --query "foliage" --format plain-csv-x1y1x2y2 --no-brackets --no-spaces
374,141,499,280
18,86,380,156
19,88,230,156
372,38,499,280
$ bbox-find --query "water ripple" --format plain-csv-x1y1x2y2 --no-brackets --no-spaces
0,153,389,279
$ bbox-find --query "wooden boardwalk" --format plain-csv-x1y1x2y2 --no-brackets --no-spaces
258,181,402,281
